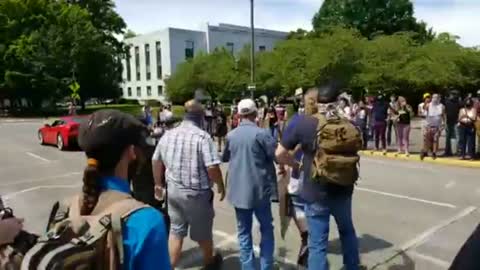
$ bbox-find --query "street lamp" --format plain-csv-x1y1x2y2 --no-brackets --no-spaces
249,0,255,98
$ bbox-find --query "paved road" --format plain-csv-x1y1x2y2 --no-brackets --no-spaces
1,120,479,270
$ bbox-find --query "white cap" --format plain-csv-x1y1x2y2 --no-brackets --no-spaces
237,99,257,115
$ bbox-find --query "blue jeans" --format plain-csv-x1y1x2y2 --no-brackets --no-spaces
305,195,360,270
235,199,275,270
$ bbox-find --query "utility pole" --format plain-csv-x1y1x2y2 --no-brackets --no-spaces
249,0,256,98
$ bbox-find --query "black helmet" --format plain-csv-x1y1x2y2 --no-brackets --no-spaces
317,80,342,104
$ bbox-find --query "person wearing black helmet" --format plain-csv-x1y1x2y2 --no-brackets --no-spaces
77,109,171,270
275,82,361,270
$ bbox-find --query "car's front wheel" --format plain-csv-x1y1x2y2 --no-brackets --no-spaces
57,134,65,150
38,131,45,145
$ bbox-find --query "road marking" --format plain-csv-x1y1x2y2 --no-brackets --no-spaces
372,206,477,269
176,229,297,269
0,172,82,187
400,206,477,250
3,184,81,200
410,251,450,268
357,187,457,209
444,181,456,189
26,152,51,163
213,230,297,266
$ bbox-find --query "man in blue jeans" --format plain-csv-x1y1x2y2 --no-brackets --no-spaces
275,85,361,270
222,99,277,270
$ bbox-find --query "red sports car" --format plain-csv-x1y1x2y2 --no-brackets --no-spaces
38,116,87,150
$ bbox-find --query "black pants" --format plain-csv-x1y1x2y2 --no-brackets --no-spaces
458,125,476,158
445,123,457,156
387,120,395,146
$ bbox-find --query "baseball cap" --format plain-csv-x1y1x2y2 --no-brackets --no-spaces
78,109,149,169
237,99,257,115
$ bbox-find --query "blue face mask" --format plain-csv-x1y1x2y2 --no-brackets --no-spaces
184,112,204,128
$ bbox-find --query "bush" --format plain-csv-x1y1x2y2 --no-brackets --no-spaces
145,99,162,107
118,98,140,105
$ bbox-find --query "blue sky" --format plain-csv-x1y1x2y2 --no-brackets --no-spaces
115,0,480,46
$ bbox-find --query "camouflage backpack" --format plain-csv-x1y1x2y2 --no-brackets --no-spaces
21,191,148,270
311,112,363,186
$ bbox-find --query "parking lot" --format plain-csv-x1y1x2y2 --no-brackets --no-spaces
1,119,479,269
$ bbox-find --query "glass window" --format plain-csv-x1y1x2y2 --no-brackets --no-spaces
145,44,151,80
127,87,132,97
259,45,266,52
71,117,86,124
156,42,162,79
136,87,141,97
157,85,163,96
185,40,194,59
147,86,152,96
126,49,131,81
135,46,140,81
226,42,234,54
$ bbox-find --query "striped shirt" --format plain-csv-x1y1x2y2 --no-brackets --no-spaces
153,121,220,190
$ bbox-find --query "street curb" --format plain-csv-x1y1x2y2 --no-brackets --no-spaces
360,151,480,169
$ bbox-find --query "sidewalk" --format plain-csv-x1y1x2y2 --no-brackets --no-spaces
363,119,480,168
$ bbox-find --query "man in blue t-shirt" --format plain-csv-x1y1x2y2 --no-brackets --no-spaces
278,110,309,267
275,85,360,270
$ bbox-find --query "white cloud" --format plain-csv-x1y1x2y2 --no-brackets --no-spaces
115,0,480,46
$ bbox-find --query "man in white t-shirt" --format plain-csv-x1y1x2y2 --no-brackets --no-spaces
421,93,445,160
160,104,173,123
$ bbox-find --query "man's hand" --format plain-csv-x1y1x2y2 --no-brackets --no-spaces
154,185,164,201
217,183,226,202
278,165,287,176
0,218,23,245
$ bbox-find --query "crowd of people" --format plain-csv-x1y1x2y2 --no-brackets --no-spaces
2,86,480,270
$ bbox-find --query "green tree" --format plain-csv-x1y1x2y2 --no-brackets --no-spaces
0,0,127,109
166,49,244,103
313,0,434,41
124,29,137,39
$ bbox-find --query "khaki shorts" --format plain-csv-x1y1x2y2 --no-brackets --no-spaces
167,184,214,242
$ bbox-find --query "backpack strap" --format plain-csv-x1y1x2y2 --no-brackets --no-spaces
93,192,149,267
66,191,149,267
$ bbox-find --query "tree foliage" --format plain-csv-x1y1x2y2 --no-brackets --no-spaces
312,0,434,41
0,0,126,108
165,27,480,103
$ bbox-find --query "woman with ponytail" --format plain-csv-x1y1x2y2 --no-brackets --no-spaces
77,109,171,270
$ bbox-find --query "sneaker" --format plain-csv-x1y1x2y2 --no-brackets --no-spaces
202,253,223,270
382,150,388,155
420,152,426,161
432,153,437,160
405,152,410,157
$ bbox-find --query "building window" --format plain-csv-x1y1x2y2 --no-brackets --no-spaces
135,46,140,81
185,40,194,59
127,87,132,97
145,44,151,80
136,87,141,97
226,42,234,54
259,45,266,52
157,85,163,96
126,49,131,81
147,86,152,97
156,41,162,79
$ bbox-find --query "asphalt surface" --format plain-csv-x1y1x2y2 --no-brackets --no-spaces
1,119,480,270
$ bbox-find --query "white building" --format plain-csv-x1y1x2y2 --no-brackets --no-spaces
121,23,288,102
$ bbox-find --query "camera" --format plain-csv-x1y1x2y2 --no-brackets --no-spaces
0,208,38,255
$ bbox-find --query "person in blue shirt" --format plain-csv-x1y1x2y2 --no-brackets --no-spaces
278,104,311,268
222,99,277,270
77,109,171,270
275,85,361,270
